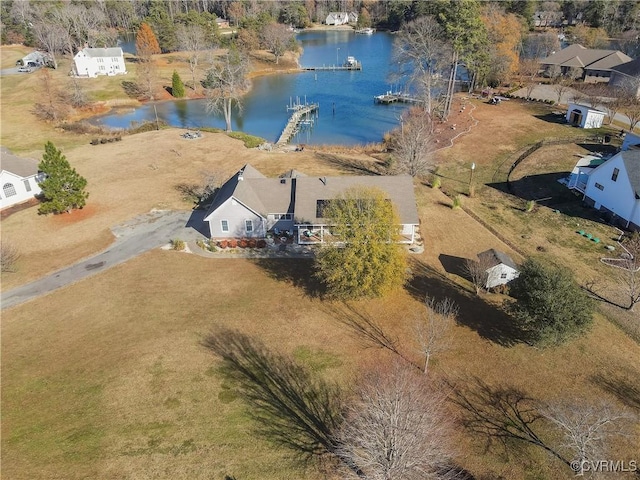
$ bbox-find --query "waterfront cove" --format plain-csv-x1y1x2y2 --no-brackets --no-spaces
92,31,411,146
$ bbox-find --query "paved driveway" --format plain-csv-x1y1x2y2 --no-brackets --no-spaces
1,209,206,310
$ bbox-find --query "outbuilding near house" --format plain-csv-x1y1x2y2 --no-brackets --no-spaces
566,103,606,129
477,249,520,289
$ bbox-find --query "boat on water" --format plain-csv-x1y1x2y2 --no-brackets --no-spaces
343,56,362,69
355,27,374,34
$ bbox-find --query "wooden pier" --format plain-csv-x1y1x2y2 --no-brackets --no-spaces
374,91,422,105
276,103,319,146
302,64,362,71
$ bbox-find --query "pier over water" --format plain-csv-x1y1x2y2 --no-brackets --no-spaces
276,99,319,146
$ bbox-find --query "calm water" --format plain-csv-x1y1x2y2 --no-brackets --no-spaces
96,31,409,145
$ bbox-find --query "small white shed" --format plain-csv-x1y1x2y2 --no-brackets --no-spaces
478,249,520,289
566,103,606,129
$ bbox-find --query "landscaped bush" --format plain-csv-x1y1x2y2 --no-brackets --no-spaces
239,239,248,248
171,239,185,251
228,239,238,248
248,239,257,248
452,195,462,209
431,176,441,189
218,239,228,249
257,239,267,248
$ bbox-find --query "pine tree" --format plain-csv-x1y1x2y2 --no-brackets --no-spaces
171,70,185,98
38,141,89,214
135,22,161,60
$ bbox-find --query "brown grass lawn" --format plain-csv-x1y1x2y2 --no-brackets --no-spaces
2,45,640,480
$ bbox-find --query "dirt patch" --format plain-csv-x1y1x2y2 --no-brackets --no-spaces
51,203,99,225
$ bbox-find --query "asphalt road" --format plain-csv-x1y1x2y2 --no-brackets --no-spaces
1,209,207,310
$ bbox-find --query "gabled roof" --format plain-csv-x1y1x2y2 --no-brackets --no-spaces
294,175,419,225
477,249,518,270
540,44,632,71
619,150,640,198
204,165,420,226
78,47,123,58
611,58,640,77
204,164,292,220
0,146,39,178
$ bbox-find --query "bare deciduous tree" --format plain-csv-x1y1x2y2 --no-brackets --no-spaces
464,255,492,294
204,48,250,132
393,16,449,117
1,242,21,273
619,232,640,312
391,108,436,177
32,21,66,69
414,296,457,374
620,93,640,132
542,399,636,477
336,363,455,480
177,24,211,91
601,91,626,125
552,77,573,106
518,58,540,100
261,22,296,65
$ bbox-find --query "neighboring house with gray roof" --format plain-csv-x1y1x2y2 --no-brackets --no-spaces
540,44,632,83
477,249,520,289
582,150,640,231
609,58,640,97
73,47,126,78
203,164,420,244
0,147,45,210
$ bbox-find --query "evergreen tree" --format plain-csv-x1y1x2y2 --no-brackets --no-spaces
171,70,185,98
508,258,594,346
38,142,89,214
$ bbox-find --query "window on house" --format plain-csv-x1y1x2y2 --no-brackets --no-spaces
272,213,292,220
611,168,619,182
245,220,253,232
3,183,16,197
595,183,604,191
23,179,31,192
500,273,508,279
99,65,105,71
221,220,229,232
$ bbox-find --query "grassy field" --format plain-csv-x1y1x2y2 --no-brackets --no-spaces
2,45,639,480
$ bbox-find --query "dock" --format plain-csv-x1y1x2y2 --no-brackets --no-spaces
302,64,362,71
276,102,319,146
374,91,422,104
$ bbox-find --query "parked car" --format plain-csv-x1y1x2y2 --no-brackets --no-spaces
17,66,32,73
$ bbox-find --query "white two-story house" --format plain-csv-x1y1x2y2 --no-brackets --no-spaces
0,147,45,210
73,47,126,78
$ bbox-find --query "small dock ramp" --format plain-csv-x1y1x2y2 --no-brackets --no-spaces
276,101,319,146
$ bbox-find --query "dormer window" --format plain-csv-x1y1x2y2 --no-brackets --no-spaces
611,168,619,182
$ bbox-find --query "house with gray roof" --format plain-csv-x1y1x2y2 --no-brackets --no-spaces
203,164,420,244
609,58,640,98
73,47,126,78
582,150,640,231
477,249,520,289
0,147,45,210
539,44,632,83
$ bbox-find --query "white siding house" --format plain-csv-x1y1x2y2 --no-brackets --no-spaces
0,147,44,210
583,150,640,231
325,12,349,25
477,249,520,289
73,47,126,78
566,103,606,129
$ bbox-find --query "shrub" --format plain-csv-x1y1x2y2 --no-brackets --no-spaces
525,200,535,212
239,238,248,248
452,195,462,209
218,239,228,249
171,238,185,251
1,242,20,272
248,239,257,248
257,239,267,248
228,239,238,248
431,176,441,189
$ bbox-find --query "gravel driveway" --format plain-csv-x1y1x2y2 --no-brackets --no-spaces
1,209,206,310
